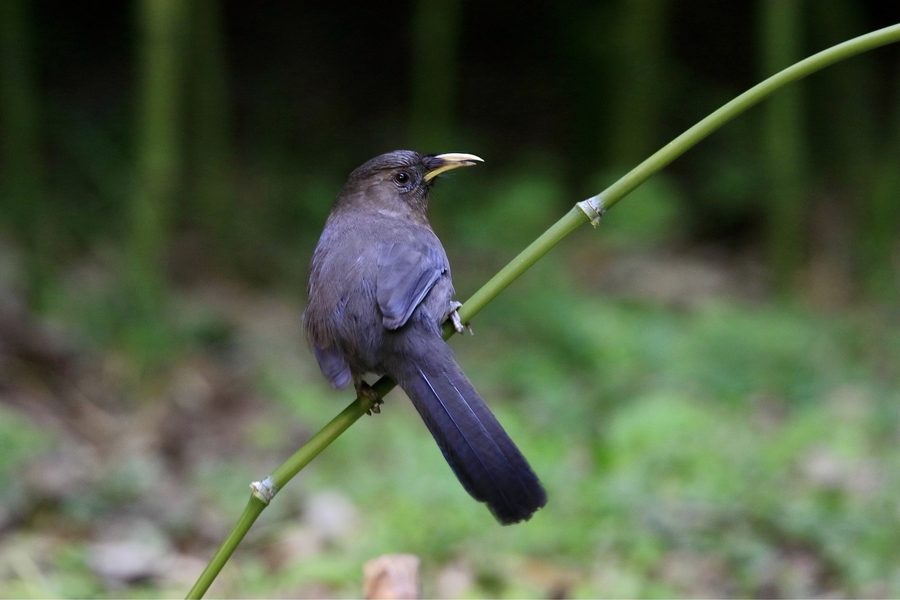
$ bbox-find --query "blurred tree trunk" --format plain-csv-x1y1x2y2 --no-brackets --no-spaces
562,1,613,186
186,0,235,263
809,1,875,185
408,0,461,151
807,0,875,305
860,68,900,303
0,0,49,308
758,0,808,293
127,0,187,327
608,0,669,168
815,1,900,304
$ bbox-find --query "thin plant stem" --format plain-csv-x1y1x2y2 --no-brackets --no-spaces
185,499,265,599
187,22,900,599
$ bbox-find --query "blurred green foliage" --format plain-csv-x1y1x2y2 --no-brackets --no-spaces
1,258,899,595
0,0,899,597
241,273,900,596
0,405,50,506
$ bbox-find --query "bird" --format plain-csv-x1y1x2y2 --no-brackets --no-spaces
303,150,547,524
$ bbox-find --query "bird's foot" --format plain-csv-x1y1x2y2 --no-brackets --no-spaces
355,381,383,415
447,301,473,335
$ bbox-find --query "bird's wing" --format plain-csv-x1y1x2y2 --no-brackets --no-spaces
376,241,446,330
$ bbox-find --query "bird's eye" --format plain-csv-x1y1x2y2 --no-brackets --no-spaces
393,172,410,185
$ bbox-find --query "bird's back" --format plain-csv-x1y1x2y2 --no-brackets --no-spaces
304,209,452,376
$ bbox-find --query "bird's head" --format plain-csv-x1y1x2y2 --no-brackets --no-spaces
334,150,483,220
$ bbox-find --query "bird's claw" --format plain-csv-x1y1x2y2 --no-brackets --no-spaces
448,302,474,335
355,380,383,415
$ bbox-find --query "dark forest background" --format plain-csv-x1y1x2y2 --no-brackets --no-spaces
1,0,900,597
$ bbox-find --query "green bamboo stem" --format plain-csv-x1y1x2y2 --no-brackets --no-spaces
409,0,462,149
128,0,187,331
760,0,807,291
185,499,265,599
186,392,386,598
0,0,48,308
187,22,900,599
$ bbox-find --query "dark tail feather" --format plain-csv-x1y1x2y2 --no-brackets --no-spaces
391,343,546,524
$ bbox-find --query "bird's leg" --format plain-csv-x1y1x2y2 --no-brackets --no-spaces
354,374,383,415
446,301,473,335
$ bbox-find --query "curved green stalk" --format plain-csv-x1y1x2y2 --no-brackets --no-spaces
187,23,900,599
186,499,265,599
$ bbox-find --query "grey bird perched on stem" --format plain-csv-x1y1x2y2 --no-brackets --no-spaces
303,150,547,524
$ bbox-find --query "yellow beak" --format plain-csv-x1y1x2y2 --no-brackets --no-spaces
423,153,484,182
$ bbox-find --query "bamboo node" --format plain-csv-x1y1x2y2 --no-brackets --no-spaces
577,195,605,227
250,476,277,504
